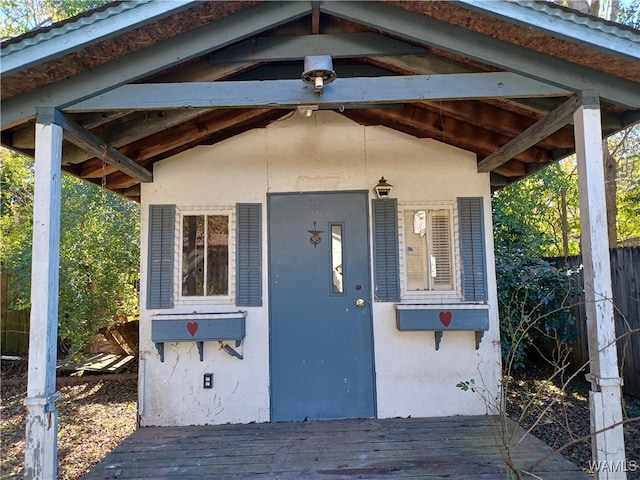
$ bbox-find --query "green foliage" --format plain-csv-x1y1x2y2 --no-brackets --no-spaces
58,176,140,356
492,164,582,368
1,150,140,357
611,127,640,245
456,379,476,393
0,150,34,309
617,0,640,28
492,162,580,257
494,247,580,369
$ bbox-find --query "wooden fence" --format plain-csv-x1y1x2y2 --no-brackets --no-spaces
545,247,640,397
1,271,30,356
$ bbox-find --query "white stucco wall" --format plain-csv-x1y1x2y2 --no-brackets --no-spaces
139,111,501,426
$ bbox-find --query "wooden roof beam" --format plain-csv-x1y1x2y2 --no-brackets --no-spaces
81,109,275,179
321,1,640,108
208,33,426,63
416,100,575,150
1,1,313,129
65,73,570,112
477,95,579,173
344,105,550,165
40,108,153,183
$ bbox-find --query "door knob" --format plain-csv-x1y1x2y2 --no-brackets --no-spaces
355,299,365,308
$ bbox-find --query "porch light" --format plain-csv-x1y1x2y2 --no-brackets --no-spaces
302,55,336,95
297,105,318,118
373,177,393,199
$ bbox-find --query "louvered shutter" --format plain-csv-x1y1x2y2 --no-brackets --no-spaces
430,210,452,289
236,203,262,306
147,204,175,309
458,197,487,302
372,199,400,302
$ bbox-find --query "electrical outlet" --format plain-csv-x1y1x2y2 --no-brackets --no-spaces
203,373,213,389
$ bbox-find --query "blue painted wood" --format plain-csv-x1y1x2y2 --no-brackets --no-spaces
151,315,246,342
210,33,425,63
66,73,571,112
395,307,489,331
372,199,400,302
236,203,262,307
147,205,175,309
3,2,313,128
458,198,488,302
268,192,375,421
320,1,640,109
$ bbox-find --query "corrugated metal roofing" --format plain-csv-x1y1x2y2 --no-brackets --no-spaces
519,0,640,40
3,0,639,56
0,0,149,54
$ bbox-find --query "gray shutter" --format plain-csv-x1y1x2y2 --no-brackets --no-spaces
147,204,175,309
236,203,262,306
458,197,487,302
372,199,400,302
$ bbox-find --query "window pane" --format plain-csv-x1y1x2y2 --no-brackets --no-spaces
206,215,229,296
331,224,344,294
430,210,452,289
183,215,205,296
404,210,429,291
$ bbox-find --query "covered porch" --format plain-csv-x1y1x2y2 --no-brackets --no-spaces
83,416,590,479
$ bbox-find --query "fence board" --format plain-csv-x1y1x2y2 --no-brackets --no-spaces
546,247,640,397
1,272,30,355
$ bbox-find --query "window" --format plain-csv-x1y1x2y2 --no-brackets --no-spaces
181,213,229,298
400,204,456,297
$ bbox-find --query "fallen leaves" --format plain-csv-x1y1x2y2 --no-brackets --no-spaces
1,363,137,480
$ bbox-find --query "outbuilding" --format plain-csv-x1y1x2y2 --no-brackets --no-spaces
1,1,638,478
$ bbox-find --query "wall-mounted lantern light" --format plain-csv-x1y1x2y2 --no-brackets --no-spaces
302,55,336,95
373,177,393,199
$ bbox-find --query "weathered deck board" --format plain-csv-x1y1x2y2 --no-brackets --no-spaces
83,416,590,479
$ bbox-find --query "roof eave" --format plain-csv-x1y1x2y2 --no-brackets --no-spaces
0,0,202,77
456,0,640,62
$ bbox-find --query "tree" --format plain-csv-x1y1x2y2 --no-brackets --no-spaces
1,149,141,356
58,175,140,355
555,1,640,247
1,0,138,358
0,149,34,310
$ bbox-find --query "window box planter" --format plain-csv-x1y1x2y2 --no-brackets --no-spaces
394,304,489,350
151,312,246,361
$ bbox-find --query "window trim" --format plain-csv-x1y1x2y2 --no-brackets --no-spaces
398,201,461,302
174,206,236,306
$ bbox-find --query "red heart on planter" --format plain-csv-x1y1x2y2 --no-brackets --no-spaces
187,322,199,336
439,311,452,328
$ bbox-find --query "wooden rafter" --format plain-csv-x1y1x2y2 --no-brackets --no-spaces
477,96,579,173
344,105,551,165
54,111,153,183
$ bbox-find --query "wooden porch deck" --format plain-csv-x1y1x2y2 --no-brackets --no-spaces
83,416,591,479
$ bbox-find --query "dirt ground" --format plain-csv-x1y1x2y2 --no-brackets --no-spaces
1,359,137,480
1,358,639,479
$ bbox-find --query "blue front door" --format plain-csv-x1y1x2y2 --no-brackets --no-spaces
268,191,376,421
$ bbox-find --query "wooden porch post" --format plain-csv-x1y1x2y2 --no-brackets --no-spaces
23,108,63,480
574,91,626,480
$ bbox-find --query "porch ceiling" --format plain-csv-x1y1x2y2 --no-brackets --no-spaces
1,1,639,201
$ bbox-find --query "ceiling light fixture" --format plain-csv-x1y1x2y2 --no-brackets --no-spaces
297,105,318,118
302,55,336,96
